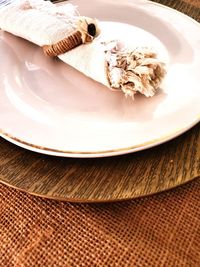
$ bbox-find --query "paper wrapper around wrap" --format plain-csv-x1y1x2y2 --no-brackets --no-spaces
0,0,166,98
0,0,108,86
59,42,110,87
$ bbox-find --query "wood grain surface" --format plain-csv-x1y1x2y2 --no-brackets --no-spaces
0,0,200,202
0,123,199,202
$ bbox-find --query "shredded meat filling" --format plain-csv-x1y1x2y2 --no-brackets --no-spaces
105,44,166,98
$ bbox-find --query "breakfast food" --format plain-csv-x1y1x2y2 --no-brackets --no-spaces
0,0,166,98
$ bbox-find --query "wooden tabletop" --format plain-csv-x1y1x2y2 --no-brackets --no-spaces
0,0,199,202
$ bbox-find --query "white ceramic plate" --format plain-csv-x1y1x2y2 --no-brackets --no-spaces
0,0,199,158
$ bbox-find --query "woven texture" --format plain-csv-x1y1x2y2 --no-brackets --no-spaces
43,31,82,57
0,178,200,267
0,0,200,266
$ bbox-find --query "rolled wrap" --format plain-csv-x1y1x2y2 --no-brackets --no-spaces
0,0,166,98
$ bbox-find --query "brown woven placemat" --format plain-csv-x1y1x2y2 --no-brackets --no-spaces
0,178,200,267
0,0,200,266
